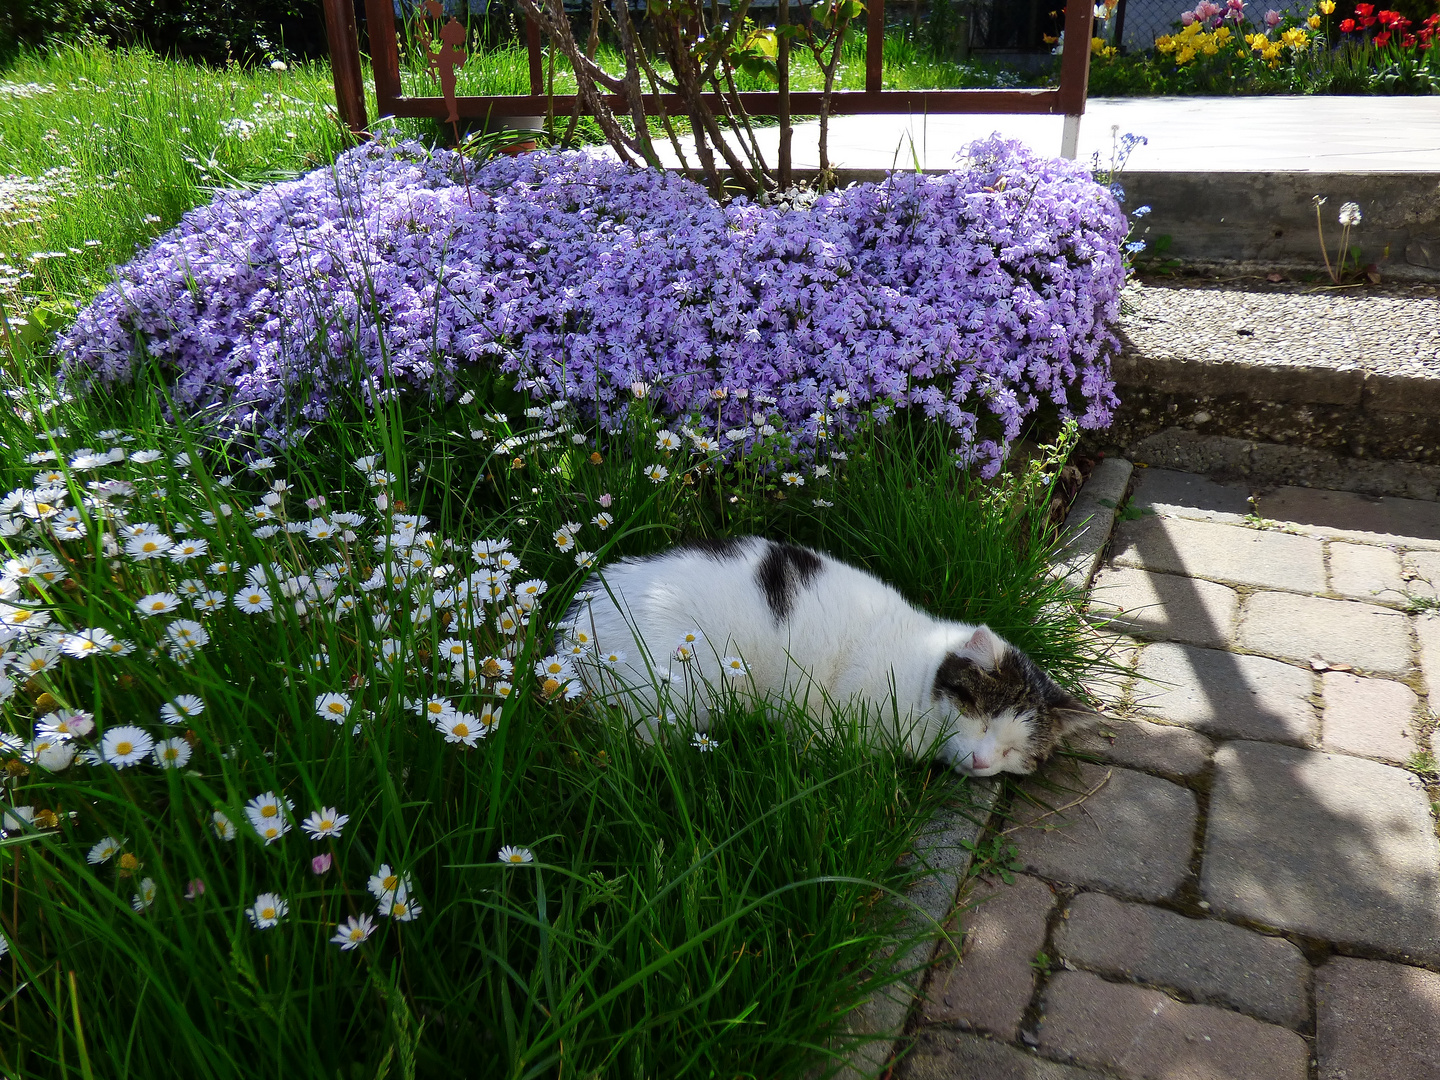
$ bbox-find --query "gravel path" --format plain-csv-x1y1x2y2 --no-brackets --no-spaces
1118,280,1440,380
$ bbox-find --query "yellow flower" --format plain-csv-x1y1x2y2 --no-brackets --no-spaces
1156,34,1176,53
1177,44,1197,63
1090,36,1117,58
1308,13,1322,28
1215,25,1232,42
1319,0,1335,13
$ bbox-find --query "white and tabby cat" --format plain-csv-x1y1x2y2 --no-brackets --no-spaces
567,537,1098,776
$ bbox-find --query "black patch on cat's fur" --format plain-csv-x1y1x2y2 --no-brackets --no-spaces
756,542,823,622
934,640,1095,768
679,536,747,560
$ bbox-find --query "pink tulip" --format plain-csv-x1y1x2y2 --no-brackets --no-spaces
1265,8,1281,25
598,493,613,508
1181,10,1196,23
185,878,206,900
312,853,333,875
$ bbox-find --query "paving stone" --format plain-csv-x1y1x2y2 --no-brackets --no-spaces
903,1031,1110,1080
1066,716,1214,778
1321,671,1419,764
1037,970,1308,1080
1327,542,1407,604
1129,467,1253,524
1258,486,1440,550
1316,956,1440,1080
1052,893,1310,1029
922,874,1056,1039
1419,614,1440,697
1405,549,1440,601
1089,567,1238,649
1111,514,1326,592
1202,741,1440,965
1238,591,1413,676
1011,763,1197,901
1133,642,1317,746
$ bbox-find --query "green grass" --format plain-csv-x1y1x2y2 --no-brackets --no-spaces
0,339,1095,1078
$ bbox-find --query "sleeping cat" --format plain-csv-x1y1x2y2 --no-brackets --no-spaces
566,537,1099,776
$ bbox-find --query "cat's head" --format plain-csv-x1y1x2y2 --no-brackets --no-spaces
931,626,1100,776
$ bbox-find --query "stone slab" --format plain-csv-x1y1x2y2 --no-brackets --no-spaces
903,1031,1110,1080
1133,642,1317,746
1052,892,1311,1029
922,874,1056,1040
1037,970,1309,1080
1111,515,1326,593
1406,549,1440,602
1053,457,1133,592
1089,567,1238,649
1202,741,1440,965
1065,716,1214,778
1316,956,1440,1080
1419,614,1440,698
1129,467,1253,525
1327,542,1407,605
1238,591,1414,676
1011,763,1197,902
1258,486,1440,551
1321,671,1419,764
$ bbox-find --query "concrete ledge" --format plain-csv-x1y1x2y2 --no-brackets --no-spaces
1123,171,1440,282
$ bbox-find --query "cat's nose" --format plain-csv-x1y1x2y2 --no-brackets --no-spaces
968,753,991,772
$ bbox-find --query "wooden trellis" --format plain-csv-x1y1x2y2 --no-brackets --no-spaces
321,0,1095,158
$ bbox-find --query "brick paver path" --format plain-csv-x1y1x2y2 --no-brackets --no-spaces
902,468,1440,1080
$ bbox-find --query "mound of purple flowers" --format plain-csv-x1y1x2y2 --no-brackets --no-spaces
60,136,1126,468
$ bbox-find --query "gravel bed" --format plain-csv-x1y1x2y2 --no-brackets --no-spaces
1118,280,1440,380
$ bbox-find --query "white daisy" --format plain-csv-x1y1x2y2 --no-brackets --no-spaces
437,711,483,746
125,532,173,560
233,587,272,614
87,836,123,864
655,429,680,451
14,645,61,675
244,791,293,845
300,807,350,839
212,810,237,841
131,877,158,912
167,538,208,562
382,893,423,921
165,620,209,651
152,737,192,769
781,472,804,487
645,464,670,484
721,656,749,677
136,592,181,618
497,845,533,865
247,893,288,929
331,914,375,950
160,695,205,724
368,864,412,903
101,726,154,768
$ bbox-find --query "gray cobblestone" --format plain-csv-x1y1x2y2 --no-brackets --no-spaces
1037,970,1309,1080
1111,514,1326,593
1133,642,1317,746
1237,591,1413,675
1089,567,1238,649
1052,892,1311,1029
1316,956,1440,1080
1012,763,1197,902
1321,671,1420,764
1327,542,1407,604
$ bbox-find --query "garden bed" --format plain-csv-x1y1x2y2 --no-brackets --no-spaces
0,124,1124,1077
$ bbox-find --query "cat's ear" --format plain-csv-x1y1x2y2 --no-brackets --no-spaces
1051,689,1104,734
959,626,1004,670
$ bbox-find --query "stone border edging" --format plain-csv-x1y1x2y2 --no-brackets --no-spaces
835,457,1135,1077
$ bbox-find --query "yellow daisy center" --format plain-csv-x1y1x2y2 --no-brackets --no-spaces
453,723,470,737
261,805,277,818
115,740,133,755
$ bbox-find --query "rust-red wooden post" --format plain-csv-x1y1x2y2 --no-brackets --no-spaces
364,0,403,111
1056,0,1094,157
322,0,369,135
865,0,884,95
526,15,545,96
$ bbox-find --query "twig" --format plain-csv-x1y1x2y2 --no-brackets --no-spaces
999,769,1112,835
